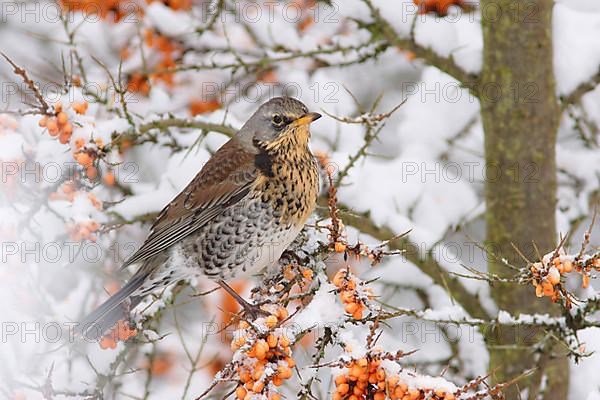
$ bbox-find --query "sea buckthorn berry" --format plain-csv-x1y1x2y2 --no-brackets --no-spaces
265,315,278,328
334,242,346,253
547,266,560,285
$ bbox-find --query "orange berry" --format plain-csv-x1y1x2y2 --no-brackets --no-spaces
283,265,296,280
99,336,116,349
337,383,350,395
62,123,73,135
47,119,59,135
100,171,115,186
357,358,368,367
267,334,278,348
252,366,265,381
302,268,313,280
408,389,420,400
149,353,172,376
72,101,88,114
57,112,68,125
333,270,347,287
563,260,573,273
54,103,62,112
239,370,251,383
235,386,247,399
394,385,406,398
350,364,363,378
345,302,359,314
75,152,92,167
254,343,267,360
445,393,455,400
340,290,354,303
59,131,71,144
541,281,554,296
74,137,85,149
272,376,283,386
374,392,386,400
265,315,278,329
277,307,289,320
332,393,342,400
87,166,98,180
279,334,291,348
352,309,364,320
335,375,347,385
252,381,264,393
535,284,543,297
547,266,560,285
277,365,292,379
334,242,346,253
189,98,221,116
38,117,48,127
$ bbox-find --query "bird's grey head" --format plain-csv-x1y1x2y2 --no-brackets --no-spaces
237,97,321,145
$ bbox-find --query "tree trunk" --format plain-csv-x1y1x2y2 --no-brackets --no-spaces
480,0,568,399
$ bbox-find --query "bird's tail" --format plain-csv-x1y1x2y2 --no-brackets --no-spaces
75,269,149,341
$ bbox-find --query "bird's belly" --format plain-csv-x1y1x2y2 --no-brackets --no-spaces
170,196,301,280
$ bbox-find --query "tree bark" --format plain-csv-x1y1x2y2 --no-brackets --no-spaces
480,0,568,398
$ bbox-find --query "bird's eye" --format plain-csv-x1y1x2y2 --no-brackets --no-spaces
272,114,284,127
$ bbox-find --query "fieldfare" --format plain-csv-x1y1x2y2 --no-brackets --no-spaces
77,97,321,339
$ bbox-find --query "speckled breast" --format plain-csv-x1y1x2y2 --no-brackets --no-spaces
174,149,319,281
175,193,299,280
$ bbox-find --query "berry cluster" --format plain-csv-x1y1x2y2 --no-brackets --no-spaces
412,0,466,16
73,137,104,180
189,98,221,116
67,220,100,242
282,264,314,283
333,269,374,320
99,320,138,349
38,102,88,144
231,306,295,400
149,0,192,11
334,357,456,400
126,29,182,95
530,249,600,304
531,257,572,299
60,0,141,22
49,182,102,241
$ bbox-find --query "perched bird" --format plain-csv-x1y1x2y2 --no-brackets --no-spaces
78,97,321,339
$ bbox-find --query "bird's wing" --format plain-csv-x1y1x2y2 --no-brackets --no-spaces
120,138,258,269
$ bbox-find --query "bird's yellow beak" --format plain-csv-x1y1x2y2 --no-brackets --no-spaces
291,112,322,127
